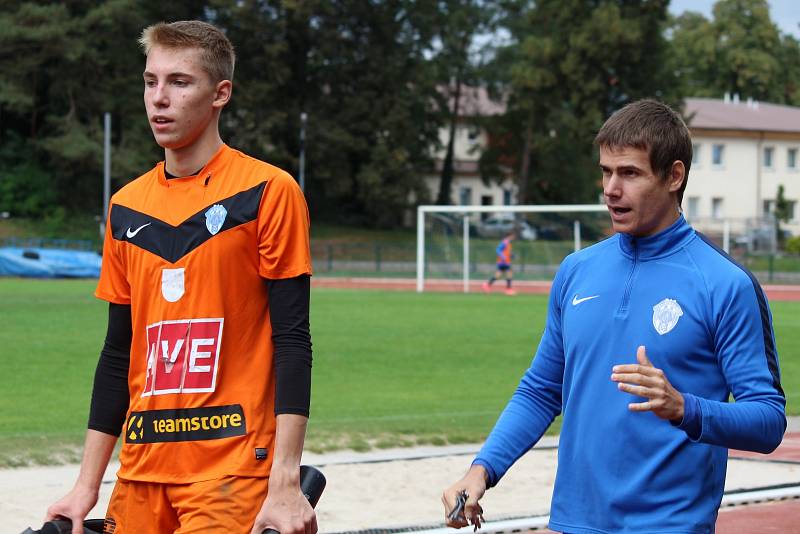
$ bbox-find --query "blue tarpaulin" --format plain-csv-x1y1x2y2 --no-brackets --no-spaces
0,247,101,278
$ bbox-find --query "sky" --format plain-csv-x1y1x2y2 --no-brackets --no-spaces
668,0,800,38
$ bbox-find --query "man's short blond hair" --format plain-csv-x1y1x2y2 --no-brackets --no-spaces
139,20,235,83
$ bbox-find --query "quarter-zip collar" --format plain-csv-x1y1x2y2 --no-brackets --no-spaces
617,214,695,260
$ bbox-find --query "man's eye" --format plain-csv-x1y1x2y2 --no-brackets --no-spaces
173,80,188,87
144,80,156,88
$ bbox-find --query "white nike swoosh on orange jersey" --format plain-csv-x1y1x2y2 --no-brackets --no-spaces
572,294,599,306
126,222,151,239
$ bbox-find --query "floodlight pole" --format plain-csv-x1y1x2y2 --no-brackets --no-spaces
299,112,307,192
102,112,111,238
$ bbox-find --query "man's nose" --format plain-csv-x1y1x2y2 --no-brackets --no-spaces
150,84,169,107
603,173,621,198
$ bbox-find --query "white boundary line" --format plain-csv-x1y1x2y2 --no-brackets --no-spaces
410,515,551,534
720,484,800,506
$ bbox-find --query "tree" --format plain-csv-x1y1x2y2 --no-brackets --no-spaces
669,0,800,105
480,0,678,205
214,0,442,227
0,0,207,216
429,0,498,205
775,184,791,248
304,0,442,226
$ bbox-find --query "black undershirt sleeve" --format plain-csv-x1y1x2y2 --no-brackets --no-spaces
267,275,313,417
88,303,132,436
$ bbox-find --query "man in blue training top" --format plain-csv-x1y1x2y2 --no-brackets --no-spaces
442,99,786,533
482,231,516,296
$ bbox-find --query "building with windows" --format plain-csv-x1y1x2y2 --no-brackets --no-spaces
423,86,515,208
684,96,800,238
422,93,800,239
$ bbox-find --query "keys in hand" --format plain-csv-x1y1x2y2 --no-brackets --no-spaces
447,490,484,531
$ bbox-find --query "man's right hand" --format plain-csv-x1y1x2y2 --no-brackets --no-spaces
45,483,99,534
442,464,489,529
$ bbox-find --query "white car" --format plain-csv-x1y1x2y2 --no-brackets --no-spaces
476,215,538,240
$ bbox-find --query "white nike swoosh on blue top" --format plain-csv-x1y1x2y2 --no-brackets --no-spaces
572,294,599,306
126,222,151,239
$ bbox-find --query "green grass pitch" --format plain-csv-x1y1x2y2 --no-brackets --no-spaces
0,279,797,466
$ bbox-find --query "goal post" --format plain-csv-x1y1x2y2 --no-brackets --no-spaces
416,204,609,293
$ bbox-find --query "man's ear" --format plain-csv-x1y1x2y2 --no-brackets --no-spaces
212,80,232,109
668,160,685,193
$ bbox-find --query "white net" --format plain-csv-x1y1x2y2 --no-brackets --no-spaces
416,204,611,292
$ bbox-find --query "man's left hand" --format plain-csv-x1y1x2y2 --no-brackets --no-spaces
611,345,685,422
250,475,317,534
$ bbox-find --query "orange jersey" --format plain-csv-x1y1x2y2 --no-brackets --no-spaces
96,144,312,484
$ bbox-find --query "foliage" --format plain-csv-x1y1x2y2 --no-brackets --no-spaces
669,0,800,105
430,0,499,205
1,1,800,226
479,0,680,205
787,236,800,255
0,1,202,216
775,184,791,247
0,135,56,217
210,0,445,227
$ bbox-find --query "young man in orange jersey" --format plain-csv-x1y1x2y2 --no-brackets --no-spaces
44,21,316,534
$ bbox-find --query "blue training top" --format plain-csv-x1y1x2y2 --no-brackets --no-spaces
496,238,512,266
474,215,786,534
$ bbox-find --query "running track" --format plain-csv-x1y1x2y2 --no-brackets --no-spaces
312,277,800,302
718,433,800,533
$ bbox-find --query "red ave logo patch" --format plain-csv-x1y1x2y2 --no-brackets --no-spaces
143,318,223,396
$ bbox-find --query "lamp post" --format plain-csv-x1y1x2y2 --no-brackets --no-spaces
102,112,111,237
299,112,307,192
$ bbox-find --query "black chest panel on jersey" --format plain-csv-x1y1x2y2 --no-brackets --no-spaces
110,181,266,263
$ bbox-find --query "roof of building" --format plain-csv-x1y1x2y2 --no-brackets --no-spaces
440,85,506,116
685,97,800,133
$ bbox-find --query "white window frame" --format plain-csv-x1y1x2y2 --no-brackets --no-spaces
712,144,725,168
764,146,774,169
788,148,798,171
711,197,724,219
458,186,473,206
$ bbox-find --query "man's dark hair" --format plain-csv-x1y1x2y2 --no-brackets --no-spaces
594,99,692,204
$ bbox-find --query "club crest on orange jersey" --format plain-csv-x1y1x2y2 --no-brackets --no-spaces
652,298,683,335
161,267,185,302
205,204,227,235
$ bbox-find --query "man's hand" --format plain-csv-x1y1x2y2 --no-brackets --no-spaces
45,429,116,534
45,483,99,534
250,469,317,534
442,464,488,530
611,345,685,422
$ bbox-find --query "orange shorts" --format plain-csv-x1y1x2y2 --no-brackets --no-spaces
103,476,268,534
